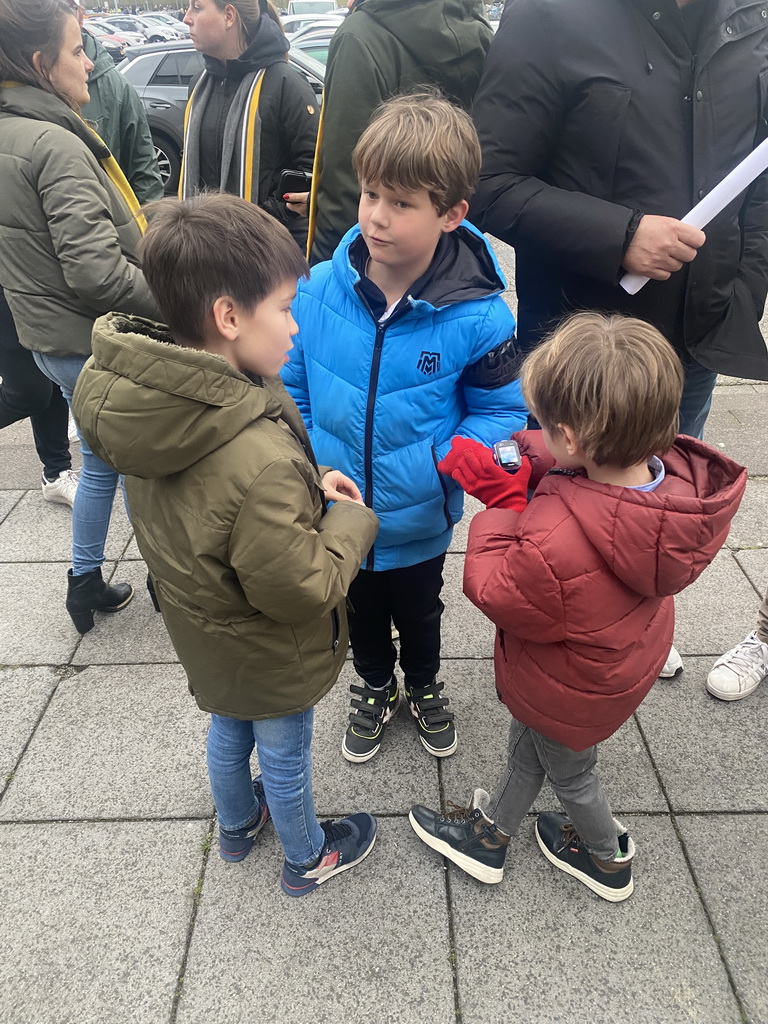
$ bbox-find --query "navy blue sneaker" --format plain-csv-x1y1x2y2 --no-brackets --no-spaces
535,811,635,902
218,777,270,862
280,812,377,897
409,788,509,883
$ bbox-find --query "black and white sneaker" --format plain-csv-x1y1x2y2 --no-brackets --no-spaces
409,788,510,883
342,677,400,763
535,811,634,902
405,679,456,757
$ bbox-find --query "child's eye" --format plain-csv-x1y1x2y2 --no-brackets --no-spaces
396,201,410,209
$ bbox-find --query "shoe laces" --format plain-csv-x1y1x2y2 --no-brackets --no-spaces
440,800,481,824
720,633,768,672
319,818,353,845
557,821,582,851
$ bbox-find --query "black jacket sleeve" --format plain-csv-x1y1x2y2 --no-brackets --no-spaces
470,0,636,286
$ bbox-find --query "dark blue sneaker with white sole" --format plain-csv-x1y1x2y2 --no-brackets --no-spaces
280,812,377,897
535,811,634,902
218,777,271,862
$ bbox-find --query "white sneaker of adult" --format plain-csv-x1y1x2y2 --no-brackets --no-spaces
67,415,78,442
658,644,683,678
706,631,768,701
41,469,79,509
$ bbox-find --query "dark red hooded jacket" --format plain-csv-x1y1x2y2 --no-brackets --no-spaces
463,431,746,751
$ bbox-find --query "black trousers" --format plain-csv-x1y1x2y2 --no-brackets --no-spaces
0,292,70,479
348,552,445,691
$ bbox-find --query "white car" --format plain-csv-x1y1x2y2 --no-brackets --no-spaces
282,13,344,38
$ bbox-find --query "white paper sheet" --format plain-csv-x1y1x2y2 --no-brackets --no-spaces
620,136,768,295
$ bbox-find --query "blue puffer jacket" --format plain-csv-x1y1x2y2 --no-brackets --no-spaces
283,222,528,570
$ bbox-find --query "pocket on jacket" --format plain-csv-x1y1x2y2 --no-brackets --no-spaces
560,81,631,200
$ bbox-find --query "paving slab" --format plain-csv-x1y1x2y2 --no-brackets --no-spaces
0,666,59,781
311,660,440,817
0,561,95,665
635,657,768,812
0,490,132,563
0,819,206,1024
450,814,741,1024
0,664,212,821
0,491,22,525
707,385,767,430
678,814,768,1024
177,818,455,1024
672,549,761,656
448,494,483,554
734,548,768,603
727,478,768,550
72,559,178,665
442,552,496,658
438,660,667,813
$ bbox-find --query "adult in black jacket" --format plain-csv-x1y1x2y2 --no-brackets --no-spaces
181,0,317,249
471,0,768,437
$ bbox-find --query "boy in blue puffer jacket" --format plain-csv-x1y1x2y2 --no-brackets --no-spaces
282,93,527,764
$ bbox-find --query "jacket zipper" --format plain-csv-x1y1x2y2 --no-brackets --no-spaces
330,607,340,653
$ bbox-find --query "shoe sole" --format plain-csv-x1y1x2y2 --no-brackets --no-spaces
280,831,377,897
42,492,76,508
535,821,633,902
706,678,764,701
341,694,400,763
408,810,503,884
418,732,458,758
100,588,135,613
658,666,683,679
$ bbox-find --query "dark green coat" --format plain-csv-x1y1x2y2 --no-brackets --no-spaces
73,314,379,720
81,32,163,205
310,0,493,264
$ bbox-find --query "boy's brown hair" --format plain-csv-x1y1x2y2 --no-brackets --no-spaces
351,92,481,215
521,312,683,468
138,193,308,344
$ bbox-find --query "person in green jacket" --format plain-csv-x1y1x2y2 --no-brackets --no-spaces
78,9,163,204
306,0,493,264
73,193,381,898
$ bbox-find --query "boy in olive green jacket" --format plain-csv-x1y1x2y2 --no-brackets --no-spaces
73,193,379,898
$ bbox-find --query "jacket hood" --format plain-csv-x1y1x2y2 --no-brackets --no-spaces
335,221,506,314
348,0,491,101
82,31,114,83
77,313,283,478
203,15,289,79
536,436,747,598
0,81,109,159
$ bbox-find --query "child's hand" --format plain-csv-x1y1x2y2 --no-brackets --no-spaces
437,436,532,511
321,470,364,504
283,191,309,217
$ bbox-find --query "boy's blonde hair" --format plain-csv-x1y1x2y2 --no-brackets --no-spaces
351,92,481,215
521,313,683,468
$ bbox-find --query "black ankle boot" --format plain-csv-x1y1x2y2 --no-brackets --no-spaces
146,573,161,613
66,568,134,634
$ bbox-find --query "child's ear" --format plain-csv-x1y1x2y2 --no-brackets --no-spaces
558,424,580,455
441,199,469,233
211,296,238,340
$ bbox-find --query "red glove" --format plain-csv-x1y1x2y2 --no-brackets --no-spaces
437,436,532,510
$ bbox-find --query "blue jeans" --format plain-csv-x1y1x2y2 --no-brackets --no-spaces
207,710,326,868
33,351,123,575
679,357,718,440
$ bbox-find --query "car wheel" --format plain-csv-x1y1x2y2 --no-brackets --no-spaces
152,134,181,195
149,34,163,42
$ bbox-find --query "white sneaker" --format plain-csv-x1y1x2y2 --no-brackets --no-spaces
659,644,683,678
706,631,768,701
41,469,79,508
68,415,78,442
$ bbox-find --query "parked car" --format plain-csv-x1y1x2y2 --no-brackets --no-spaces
286,0,337,15
82,21,125,63
281,9,345,35
84,17,144,48
287,23,337,64
142,12,190,37
117,41,325,194
94,14,178,43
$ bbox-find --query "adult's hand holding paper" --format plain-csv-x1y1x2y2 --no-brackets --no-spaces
621,136,768,295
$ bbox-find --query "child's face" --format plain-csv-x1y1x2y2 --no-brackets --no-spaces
358,180,463,283
229,281,298,378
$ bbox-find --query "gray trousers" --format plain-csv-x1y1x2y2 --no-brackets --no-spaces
488,717,619,861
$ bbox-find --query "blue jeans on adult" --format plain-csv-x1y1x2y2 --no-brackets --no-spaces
207,709,326,868
33,351,122,575
679,357,718,440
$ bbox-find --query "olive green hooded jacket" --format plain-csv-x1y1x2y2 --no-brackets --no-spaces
73,313,379,720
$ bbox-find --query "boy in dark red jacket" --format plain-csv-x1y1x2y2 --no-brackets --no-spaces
408,312,746,902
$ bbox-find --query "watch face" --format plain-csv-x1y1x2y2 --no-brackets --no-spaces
494,440,521,470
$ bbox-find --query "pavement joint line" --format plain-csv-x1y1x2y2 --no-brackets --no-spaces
729,550,767,601
632,712,749,1021
437,756,464,1024
169,815,215,1024
0,663,67,804
0,489,24,526
0,815,215,825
